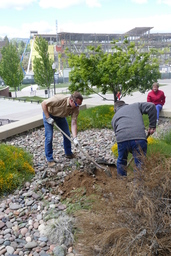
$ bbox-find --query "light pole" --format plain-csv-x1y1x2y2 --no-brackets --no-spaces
52,63,56,94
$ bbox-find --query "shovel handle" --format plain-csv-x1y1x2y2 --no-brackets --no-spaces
54,123,111,174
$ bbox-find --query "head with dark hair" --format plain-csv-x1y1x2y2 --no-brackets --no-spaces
69,91,83,108
114,100,127,112
70,91,83,102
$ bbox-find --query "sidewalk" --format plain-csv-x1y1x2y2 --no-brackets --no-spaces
1,80,171,121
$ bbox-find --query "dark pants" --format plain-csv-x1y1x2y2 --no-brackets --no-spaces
117,139,147,176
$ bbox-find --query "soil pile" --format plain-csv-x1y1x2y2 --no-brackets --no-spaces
58,154,171,256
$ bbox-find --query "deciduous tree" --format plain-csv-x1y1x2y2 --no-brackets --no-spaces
0,42,23,97
33,37,54,94
67,39,161,103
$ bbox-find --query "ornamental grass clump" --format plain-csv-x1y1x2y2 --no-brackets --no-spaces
0,144,35,196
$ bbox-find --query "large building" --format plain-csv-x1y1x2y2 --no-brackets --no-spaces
29,27,171,71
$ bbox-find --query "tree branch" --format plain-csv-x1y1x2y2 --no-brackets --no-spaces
87,84,114,101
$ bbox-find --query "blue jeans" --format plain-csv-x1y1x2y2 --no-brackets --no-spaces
43,113,72,162
117,139,147,177
156,104,162,120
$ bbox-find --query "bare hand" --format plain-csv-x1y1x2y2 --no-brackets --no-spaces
148,127,156,135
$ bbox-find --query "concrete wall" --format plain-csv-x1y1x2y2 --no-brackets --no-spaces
0,86,10,97
0,104,87,141
0,104,170,141
0,115,43,141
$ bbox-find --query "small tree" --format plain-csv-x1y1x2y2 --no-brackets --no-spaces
33,37,54,95
4,36,9,45
0,42,23,97
66,39,161,104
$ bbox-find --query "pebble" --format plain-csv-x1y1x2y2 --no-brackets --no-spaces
0,118,170,256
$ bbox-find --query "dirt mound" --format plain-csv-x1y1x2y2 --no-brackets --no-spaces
59,166,117,200
57,154,171,256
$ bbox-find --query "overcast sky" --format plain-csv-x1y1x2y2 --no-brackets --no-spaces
1,0,171,39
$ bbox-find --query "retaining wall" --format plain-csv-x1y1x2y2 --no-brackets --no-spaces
0,104,170,141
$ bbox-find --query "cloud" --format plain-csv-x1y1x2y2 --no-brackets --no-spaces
59,13,171,34
157,0,171,6
1,12,171,39
0,21,56,39
39,0,101,9
131,0,148,3
0,0,102,10
39,0,81,9
85,0,101,7
0,0,36,10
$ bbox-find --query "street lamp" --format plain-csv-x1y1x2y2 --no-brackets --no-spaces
52,62,56,94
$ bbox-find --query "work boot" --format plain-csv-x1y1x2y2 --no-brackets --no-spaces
48,161,56,168
65,153,76,159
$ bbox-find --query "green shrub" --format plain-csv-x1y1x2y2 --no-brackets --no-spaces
66,105,151,132
67,105,115,131
0,144,35,196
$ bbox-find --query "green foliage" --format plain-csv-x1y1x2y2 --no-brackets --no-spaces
66,105,151,132
0,42,24,96
66,39,161,104
33,37,54,88
3,36,9,45
147,138,171,157
66,105,115,131
161,130,171,145
0,144,35,196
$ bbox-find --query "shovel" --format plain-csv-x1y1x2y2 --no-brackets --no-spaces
54,123,112,177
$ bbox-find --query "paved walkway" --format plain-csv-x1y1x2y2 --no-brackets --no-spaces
1,79,171,121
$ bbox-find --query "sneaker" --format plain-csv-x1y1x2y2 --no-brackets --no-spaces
65,153,76,159
156,120,159,126
48,161,56,168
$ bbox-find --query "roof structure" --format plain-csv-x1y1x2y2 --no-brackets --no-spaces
34,32,123,43
57,32,122,42
124,27,153,36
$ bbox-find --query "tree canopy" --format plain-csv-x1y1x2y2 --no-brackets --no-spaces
0,42,23,97
66,39,161,103
33,37,54,90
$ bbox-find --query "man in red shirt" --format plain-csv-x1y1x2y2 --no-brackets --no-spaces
147,82,166,125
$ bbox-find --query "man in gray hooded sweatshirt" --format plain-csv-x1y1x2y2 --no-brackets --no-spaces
111,101,157,177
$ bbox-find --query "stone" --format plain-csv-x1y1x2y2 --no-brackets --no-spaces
24,241,37,249
6,245,15,254
53,245,65,256
0,221,5,229
9,203,21,210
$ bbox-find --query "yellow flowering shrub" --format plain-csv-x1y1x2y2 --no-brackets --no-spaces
0,144,35,195
147,137,157,145
111,136,159,158
111,143,118,157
